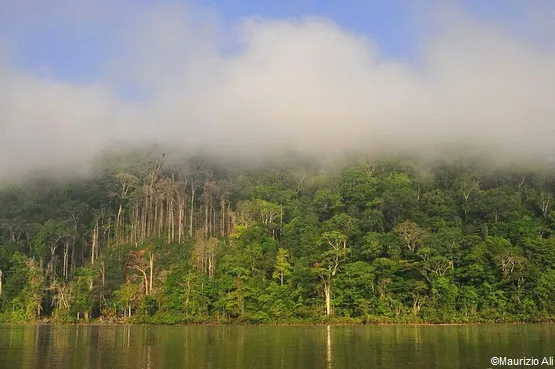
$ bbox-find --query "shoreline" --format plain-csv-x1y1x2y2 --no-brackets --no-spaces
1,320,552,327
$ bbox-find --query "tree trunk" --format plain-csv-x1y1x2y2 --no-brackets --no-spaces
189,181,195,237
63,241,69,280
134,267,149,295
106,218,112,246
205,205,209,239
177,198,184,243
323,280,332,316
212,207,216,239
280,206,283,238
91,221,98,264
100,209,105,247
220,196,226,237
153,199,158,236
185,275,191,308
149,253,154,295
116,203,123,244
171,199,175,243
49,245,57,277
144,195,149,238
101,261,105,286
167,197,171,243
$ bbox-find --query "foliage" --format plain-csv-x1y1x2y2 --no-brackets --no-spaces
1,152,555,323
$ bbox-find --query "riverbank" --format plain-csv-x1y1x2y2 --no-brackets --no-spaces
2,315,554,326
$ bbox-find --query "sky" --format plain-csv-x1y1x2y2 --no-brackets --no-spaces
1,0,555,180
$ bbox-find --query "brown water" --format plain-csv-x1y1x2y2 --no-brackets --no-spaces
0,324,554,368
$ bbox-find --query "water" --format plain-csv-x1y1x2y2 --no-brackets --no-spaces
0,324,554,368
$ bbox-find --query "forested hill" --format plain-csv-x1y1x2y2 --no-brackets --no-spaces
1,153,555,324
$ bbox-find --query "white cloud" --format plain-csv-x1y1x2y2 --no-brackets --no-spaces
1,2,554,182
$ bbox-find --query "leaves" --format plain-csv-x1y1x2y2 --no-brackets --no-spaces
1,154,555,323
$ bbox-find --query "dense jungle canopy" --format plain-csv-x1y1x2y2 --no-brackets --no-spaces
1,150,555,324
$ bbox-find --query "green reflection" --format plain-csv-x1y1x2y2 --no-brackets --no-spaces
0,324,554,369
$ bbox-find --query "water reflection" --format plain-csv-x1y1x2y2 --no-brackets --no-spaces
326,325,332,369
1,324,554,369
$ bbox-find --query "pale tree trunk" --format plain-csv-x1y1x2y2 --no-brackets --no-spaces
323,280,332,316
220,196,226,237
160,200,164,236
208,253,213,278
189,181,195,237
144,193,149,238
154,199,158,236
280,206,283,238
203,182,210,239
134,266,149,295
49,245,57,277
207,239,217,278
116,203,123,244
148,192,153,238
205,207,209,239
129,205,135,245
171,200,175,243
227,201,234,235
149,253,154,294
177,197,184,243
100,210,105,247
134,204,139,245
167,196,172,243
106,218,112,246
212,208,216,239
91,221,98,264
185,276,191,307
63,241,69,280
101,261,105,286
540,191,552,218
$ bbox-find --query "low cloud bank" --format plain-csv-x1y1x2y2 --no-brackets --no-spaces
1,2,554,182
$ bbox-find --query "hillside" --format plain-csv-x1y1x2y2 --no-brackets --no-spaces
1,153,555,324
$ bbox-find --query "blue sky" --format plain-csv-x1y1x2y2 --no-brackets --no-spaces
1,0,555,180
1,0,552,84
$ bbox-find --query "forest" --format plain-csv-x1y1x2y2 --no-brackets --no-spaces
1,149,555,324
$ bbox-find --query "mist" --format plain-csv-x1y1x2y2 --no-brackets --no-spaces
1,1,555,182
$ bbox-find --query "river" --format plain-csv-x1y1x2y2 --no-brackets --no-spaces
0,324,554,368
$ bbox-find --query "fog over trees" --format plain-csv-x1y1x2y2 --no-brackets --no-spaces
1,151,555,323
1,1,555,323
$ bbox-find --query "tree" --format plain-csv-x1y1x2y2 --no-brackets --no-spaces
339,164,377,214
456,176,480,220
380,173,417,227
314,231,349,315
312,188,342,220
273,248,292,286
70,268,96,321
3,151,555,324
394,220,423,253
113,280,141,318
431,277,458,320
24,258,45,320
127,247,155,296
536,190,552,218
192,232,220,278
